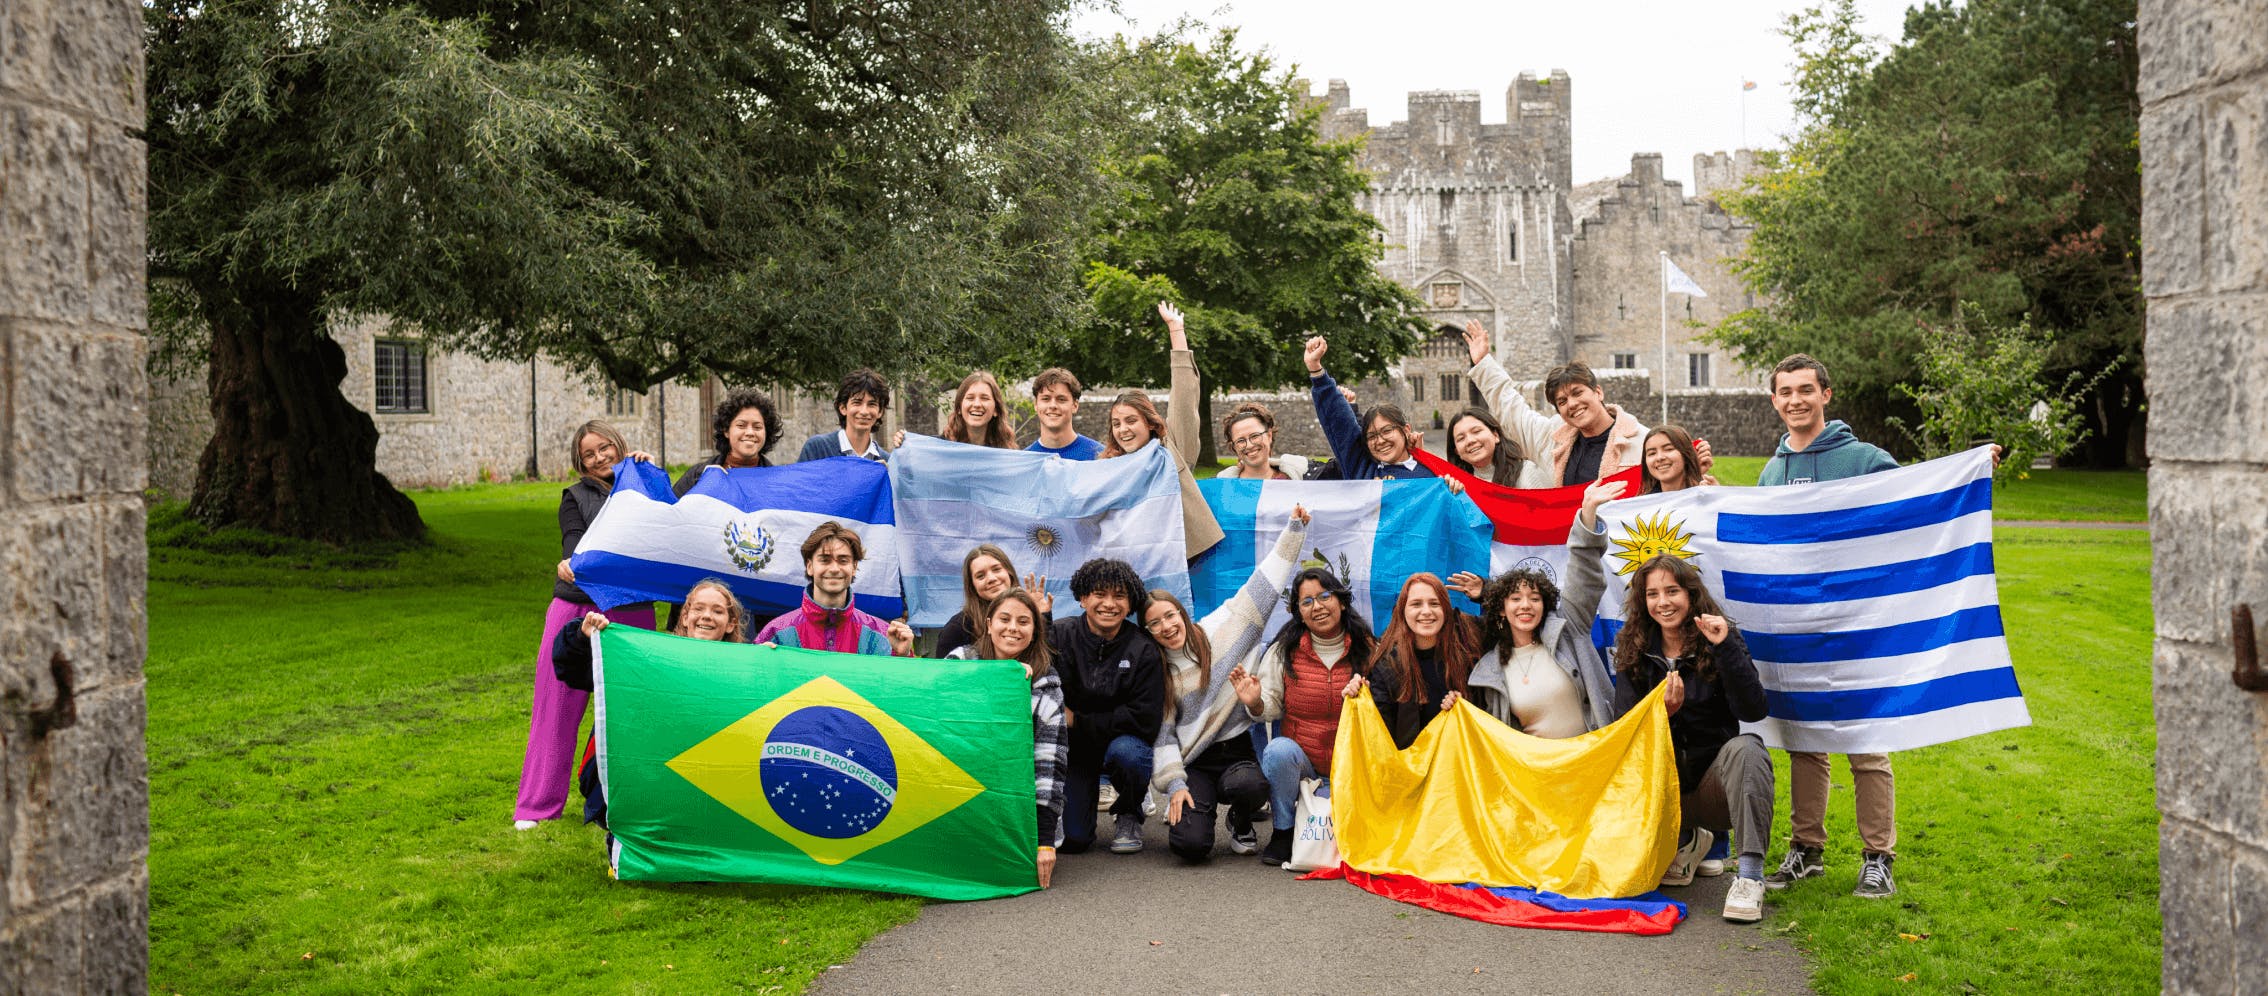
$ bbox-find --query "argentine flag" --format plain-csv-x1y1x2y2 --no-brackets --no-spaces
569,457,902,620
889,434,1189,629
1592,447,2027,754
1193,478,1494,637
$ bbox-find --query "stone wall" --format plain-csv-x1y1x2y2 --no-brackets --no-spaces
2139,1,2268,992
0,0,152,989
1570,153,1763,398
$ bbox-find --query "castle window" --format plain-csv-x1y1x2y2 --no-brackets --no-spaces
1411,376,1425,403
1507,226,1518,261
1440,374,1462,402
605,386,643,417
1437,117,1452,144
1688,352,1713,388
374,340,429,414
1439,189,1456,218
1612,353,1638,370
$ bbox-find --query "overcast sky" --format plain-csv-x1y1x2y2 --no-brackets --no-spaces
1070,0,1924,192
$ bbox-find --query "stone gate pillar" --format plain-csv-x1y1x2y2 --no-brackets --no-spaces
2140,1,2268,991
0,0,151,990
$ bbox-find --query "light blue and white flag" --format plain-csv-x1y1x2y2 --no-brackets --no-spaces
1593,447,2026,754
569,458,902,620
1193,478,1495,638
889,434,1188,628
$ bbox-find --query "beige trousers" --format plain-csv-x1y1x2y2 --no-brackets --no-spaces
1788,751,1896,856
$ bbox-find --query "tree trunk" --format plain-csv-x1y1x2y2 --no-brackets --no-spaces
1194,384,1217,469
188,296,425,543
2077,372,2144,469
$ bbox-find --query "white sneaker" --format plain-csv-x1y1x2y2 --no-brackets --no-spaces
513,820,539,831
1723,877,1766,923
1143,791,1160,817
1096,783,1118,810
1698,858,1727,877
1660,827,1713,887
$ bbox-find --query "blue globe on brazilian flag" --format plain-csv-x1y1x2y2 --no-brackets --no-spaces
594,626,1037,900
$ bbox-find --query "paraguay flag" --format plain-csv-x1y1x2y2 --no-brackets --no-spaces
1412,449,1642,586
889,434,1188,629
568,457,902,621
594,626,1037,899
1191,477,1493,636
1593,446,2028,754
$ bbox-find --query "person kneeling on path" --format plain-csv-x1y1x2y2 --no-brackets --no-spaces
945,587,1068,889
1580,479,1774,923
1148,507,1312,862
1249,567,1377,866
1049,559,1166,855
754,521,914,656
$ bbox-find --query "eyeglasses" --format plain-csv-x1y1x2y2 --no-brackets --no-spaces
1144,609,1183,630
1364,427,1402,444
1230,431,1270,450
1299,592,1338,608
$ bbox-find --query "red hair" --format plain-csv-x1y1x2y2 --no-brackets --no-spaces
1369,573,1480,704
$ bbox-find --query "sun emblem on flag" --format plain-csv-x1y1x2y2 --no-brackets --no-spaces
1024,523,1063,565
724,519,776,575
1609,512,1698,576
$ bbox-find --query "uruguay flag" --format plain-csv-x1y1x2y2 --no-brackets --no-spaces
1592,447,2027,754
569,458,902,620
1192,477,1493,636
889,434,1189,628
1412,449,1642,587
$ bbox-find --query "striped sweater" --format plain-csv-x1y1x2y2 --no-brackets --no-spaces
1149,517,1309,798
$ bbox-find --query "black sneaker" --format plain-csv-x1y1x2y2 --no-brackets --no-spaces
1260,827,1293,866
1854,852,1896,898
1228,822,1259,856
1764,844,1824,890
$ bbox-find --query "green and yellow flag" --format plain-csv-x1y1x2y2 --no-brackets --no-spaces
595,626,1037,900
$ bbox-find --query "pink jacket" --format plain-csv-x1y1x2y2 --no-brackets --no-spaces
1548,403,1647,486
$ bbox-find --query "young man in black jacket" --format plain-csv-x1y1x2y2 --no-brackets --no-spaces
1048,558,1165,855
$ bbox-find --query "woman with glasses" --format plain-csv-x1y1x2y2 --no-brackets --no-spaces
1302,334,1436,481
1214,402,1309,480
1141,507,1311,862
1248,566,1379,865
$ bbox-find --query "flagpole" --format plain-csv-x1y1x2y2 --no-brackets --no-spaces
1659,251,1670,425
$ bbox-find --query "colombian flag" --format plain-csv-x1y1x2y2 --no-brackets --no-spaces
594,626,1038,900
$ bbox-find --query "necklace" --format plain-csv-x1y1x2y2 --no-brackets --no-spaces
1514,644,1541,685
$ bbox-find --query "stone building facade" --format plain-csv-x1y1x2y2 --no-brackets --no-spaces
0,0,152,989
2139,1,2268,991
1571,153,1763,397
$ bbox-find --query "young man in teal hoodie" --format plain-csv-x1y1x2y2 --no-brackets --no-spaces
1756,354,1900,898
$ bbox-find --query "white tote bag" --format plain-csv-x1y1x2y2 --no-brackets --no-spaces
1284,777,1339,872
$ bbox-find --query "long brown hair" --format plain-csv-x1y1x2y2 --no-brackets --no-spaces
947,371,1017,449
568,419,630,493
673,579,749,643
1445,407,1526,485
1369,573,1480,704
1611,555,1727,683
1640,424,1708,494
974,587,1053,682
959,544,1018,629
1100,390,1167,458
1147,589,1215,719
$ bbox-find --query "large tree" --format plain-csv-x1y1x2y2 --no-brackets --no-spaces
1708,0,2142,465
1057,28,1427,465
149,0,1105,541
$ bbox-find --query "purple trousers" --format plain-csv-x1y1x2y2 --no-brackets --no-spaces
513,598,655,821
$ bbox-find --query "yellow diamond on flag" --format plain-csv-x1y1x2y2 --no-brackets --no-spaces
667,676,983,866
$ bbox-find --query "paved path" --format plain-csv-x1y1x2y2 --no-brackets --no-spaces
811,818,1815,996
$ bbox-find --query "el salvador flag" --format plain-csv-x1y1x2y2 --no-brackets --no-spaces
1193,478,1494,637
569,457,902,621
889,434,1189,628
1592,446,2027,754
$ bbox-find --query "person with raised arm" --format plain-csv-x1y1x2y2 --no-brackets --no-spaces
943,587,1069,889
1145,506,1311,862
1093,301,1224,557
1303,335,1435,481
1459,319,1691,487
1448,560,1617,739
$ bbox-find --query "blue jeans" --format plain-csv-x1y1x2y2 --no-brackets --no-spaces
1260,737,1321,831
1061,734,1154,853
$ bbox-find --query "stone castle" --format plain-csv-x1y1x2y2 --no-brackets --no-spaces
146,73,1775,494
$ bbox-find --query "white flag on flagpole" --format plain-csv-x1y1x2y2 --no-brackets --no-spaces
1663,256,1709,297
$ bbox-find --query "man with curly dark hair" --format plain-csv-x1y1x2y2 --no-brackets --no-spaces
796,369,891,463
1047,557,1164,855
674,387,781,496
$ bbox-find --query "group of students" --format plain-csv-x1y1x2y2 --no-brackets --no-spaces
511,300,1940,924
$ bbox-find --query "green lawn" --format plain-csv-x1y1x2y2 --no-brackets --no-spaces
1709,457,2146,522
148,480,2157,993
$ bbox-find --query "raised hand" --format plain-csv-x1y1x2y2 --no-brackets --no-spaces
1579,477,1629,528
887,619,916,657
1462,319,1492,366
1304,335,1329,374
1023,573,1052,614
1446,571,1484,601
1156,301,1188,352
1695,613,1731,645
580,612,611,637
1290,503,1311,525
1692,438,1714,474
1228,664,1263,711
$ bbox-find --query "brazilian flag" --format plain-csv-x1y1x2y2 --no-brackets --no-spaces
595,626,1037,900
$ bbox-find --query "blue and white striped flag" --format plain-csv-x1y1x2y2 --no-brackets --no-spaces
569,458,902,620
1193,478,1494,638
1593,447,2027,754
889,434,1189,629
